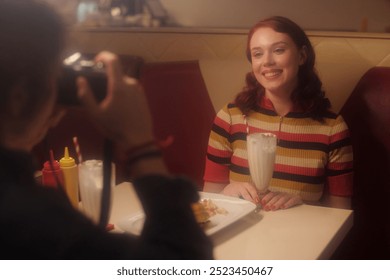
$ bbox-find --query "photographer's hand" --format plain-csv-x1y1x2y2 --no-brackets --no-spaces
77,51,167,177
77,51,153,150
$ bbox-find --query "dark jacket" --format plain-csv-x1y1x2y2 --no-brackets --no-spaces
0,147,213,259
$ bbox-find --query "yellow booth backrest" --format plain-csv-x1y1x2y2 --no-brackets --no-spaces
68,29,390,113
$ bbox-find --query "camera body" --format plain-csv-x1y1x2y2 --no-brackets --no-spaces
57,52,107,106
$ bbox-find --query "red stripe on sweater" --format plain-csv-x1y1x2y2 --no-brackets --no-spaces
214,116,231,132
231,155,249,168
278,131,329,143
327,161,353,170
330,130,350,143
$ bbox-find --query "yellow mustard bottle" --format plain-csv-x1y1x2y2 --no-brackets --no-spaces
59,147,79,209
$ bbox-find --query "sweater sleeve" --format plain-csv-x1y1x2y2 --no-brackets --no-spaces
203,105,233,184
326,115,353,196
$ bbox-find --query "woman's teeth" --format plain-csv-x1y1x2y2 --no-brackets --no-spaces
264,70,281,78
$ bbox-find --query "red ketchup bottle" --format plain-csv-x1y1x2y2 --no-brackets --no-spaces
41,150,64,188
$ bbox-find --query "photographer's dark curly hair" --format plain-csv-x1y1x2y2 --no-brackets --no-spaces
0,0,64,120
235,16,331,121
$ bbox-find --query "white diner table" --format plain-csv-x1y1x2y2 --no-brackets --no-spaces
109,182,353,260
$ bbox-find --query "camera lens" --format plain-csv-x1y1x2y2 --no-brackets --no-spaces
57,53,107,106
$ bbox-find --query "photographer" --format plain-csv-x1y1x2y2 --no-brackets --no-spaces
0,0,212,259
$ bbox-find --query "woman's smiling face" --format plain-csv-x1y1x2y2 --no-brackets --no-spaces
249,27,306,99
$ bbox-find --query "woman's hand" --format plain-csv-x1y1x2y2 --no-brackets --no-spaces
77,51,153,150
260,191,303,211
204,182,302,210
222,182,260,203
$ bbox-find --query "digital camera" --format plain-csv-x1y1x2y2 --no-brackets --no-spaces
57,52,107,106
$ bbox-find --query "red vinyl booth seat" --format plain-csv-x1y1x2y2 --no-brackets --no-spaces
140,61,216,187
335,67,390,259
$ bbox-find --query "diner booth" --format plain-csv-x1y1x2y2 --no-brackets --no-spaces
33,23,390,259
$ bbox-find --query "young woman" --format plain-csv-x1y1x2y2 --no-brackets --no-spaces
203,16,353,211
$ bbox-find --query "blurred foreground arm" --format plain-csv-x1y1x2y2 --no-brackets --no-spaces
77,51,167,177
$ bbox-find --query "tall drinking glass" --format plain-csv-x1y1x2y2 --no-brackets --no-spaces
247,133,277,194
78,160,115,224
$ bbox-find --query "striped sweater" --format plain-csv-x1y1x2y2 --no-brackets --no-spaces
204,96,353,201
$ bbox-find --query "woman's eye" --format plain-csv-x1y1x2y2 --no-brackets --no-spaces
274,48,285,54
252,52,263,58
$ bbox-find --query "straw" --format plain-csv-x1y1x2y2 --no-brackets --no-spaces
48,149,62,189
49,149,56,165
72,136,83,164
